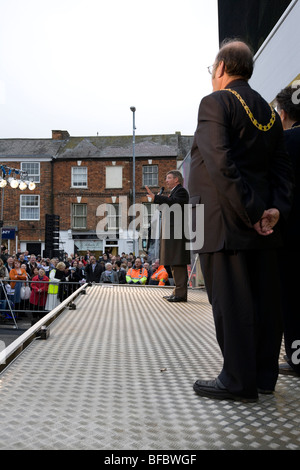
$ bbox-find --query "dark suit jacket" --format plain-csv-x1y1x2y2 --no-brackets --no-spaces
282,122,300,247
154,184,190,265
85,262,104,283
189,79,294,253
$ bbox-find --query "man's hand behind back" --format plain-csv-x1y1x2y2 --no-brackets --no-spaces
253,208,280,236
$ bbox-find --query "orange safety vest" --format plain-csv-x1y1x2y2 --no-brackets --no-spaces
151,265,168,286
126,267,148,284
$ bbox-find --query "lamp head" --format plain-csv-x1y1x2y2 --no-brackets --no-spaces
19,181,27,190
28,181,36,190
8,177,19,188
130,107,136,112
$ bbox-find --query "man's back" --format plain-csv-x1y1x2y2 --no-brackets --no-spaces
189,79,293,252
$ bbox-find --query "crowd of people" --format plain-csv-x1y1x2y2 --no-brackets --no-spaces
0,247,173,322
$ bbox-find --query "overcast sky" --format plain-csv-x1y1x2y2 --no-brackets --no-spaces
0,0,219,139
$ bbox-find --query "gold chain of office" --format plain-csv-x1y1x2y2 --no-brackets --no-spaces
225,88,276,132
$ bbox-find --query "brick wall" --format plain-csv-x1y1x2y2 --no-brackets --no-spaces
0,154,179,253
1,161,52,250
52,157,177,231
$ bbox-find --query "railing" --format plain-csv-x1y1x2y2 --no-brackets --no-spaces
0,279,84,325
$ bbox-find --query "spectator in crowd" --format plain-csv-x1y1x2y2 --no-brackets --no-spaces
99,253,109,263
0,258,9,301
149,260,169,286
67,260,82,294
45,261,66,311
143,262,152,285
9,259,28,310
77,261,86,283
49,258,58,270
5,256,14,274
100,262,119,283
1,245,8,263
17,253,27,266
126,257,148,285
79,256,87,266
85,256,104,283
84,250,92,261
114,260,126,284
40,259,50,274
26,254,38,279
30,268,49,320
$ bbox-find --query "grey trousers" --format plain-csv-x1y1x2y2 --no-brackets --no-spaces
171,265,188,299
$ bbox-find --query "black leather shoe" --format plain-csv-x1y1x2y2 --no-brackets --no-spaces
257,388,274,395
279,362,300,376
166,296,187,303
163,294,175,300
193,379,258,402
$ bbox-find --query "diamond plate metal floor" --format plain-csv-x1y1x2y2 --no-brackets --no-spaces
0,285,299,450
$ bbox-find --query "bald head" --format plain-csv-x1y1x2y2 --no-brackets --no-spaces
215,39,254,81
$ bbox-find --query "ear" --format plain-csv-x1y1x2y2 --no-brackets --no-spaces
216,61,226,78
279,109,287,121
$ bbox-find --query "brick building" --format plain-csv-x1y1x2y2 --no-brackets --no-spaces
0,131,193,257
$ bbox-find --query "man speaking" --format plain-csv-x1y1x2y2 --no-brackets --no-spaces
146,170,190,302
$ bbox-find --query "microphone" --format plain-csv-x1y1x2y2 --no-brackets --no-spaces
158,187,164,195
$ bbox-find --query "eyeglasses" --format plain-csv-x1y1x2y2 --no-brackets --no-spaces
207,64,214,75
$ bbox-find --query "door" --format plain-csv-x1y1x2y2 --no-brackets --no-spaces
26,243,42,256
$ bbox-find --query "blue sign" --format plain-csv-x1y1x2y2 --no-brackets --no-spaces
2,229,15,240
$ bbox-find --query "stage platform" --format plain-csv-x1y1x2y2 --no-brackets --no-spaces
0,284,299,450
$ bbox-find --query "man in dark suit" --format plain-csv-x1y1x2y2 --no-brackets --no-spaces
275,85,300,376
85,255,104,283
146,170,190,302
188,39,294,402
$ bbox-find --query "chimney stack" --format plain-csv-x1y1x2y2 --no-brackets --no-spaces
52,130,70,140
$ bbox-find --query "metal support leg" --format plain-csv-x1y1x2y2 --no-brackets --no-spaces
0,280,18,329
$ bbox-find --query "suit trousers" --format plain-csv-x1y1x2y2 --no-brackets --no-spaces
200,249,283,398
171,265,188,299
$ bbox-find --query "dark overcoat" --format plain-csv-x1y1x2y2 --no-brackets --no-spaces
154,184,191,266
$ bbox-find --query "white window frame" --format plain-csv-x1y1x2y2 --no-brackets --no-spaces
71,167,88,188
20,194,40,221
21,162,40,183
72,203,87,229
107,203,121,230
142,165,158,187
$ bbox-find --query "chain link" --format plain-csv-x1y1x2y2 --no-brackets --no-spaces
225,88,276,132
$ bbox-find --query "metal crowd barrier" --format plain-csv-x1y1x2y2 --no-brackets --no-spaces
0,279,84,326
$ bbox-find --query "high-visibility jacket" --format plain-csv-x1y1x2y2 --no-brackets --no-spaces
126,267,148,285
150,265,168,286
47,269,59,294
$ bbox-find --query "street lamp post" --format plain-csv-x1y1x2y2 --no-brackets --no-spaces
130,106,137,255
